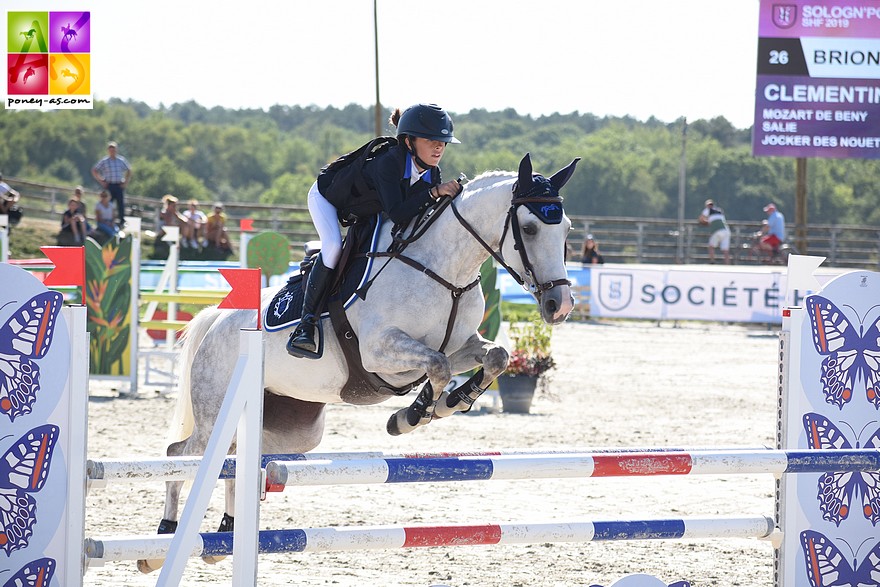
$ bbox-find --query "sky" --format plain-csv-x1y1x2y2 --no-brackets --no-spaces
10,0,762,129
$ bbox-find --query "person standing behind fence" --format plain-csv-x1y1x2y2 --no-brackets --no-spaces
698,199,731,264
580,233,604,264
758,202,786,261
91,141,131,227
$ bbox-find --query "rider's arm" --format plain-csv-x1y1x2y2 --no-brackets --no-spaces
366,149,435,225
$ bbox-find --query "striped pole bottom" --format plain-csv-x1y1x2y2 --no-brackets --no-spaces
85,516,775,563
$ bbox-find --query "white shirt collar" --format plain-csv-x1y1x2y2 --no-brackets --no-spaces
408,156,430,186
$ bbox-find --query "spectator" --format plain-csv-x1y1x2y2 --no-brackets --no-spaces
157,194,187,239
0,174,22,228
59,197,87,244
205,202,230,251
747,220,770,262
72,185,92,235
91,141,132,227
580,233,604,265
92,190,118,242
698,199,731,264
181,199,208,248
758,202,786,261
151,194,188,259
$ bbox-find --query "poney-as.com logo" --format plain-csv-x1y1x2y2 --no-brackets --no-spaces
6,11,92,110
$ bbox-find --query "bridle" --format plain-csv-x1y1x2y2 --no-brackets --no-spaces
450,177,571,299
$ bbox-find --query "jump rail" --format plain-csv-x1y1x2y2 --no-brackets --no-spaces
86,446,767,485
263,450,880,490
85,516,775,564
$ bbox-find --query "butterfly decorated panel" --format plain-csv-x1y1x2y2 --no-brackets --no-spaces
0,263,72,586
778,270,880,587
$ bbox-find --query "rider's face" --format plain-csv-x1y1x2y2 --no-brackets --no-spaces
409,137,446,169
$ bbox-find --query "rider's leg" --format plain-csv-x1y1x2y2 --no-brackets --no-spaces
288,183,341,356
287,254,333,354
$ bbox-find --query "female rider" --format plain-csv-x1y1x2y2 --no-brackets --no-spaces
288,103,463,357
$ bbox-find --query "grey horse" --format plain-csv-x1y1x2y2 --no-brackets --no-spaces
139,153,579,572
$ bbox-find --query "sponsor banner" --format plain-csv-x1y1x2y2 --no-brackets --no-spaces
588,265,845,323
753,0,880,159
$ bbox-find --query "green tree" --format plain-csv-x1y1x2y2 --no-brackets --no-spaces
133,156,209,201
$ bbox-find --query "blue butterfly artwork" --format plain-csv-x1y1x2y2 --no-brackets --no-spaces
0,292,63,422
803,412,880,526
1,557,55,587
801,530,880,587
806,295,880,410
0,425,59,556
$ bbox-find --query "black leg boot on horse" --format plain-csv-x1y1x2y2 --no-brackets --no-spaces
287,254,333,359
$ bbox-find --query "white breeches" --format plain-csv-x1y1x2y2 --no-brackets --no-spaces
307,181,342,269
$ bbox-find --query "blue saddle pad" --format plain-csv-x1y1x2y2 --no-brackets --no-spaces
264,217,384,332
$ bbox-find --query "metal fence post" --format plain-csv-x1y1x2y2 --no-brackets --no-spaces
829,228,839,266
636,223,646,262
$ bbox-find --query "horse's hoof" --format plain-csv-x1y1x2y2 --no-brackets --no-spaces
387,410,408,436
202,555,227,565
137,558,163,573
387,408,421,436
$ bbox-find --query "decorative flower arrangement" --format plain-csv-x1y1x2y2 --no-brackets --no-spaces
503,314,555,378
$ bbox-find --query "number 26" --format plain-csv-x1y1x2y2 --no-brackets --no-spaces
769,50,789,64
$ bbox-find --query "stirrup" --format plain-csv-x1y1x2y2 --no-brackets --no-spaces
286,320,324,360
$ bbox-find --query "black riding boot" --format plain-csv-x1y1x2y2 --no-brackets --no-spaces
287,255,333,357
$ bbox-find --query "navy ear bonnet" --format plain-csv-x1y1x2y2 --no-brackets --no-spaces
518,175,564,224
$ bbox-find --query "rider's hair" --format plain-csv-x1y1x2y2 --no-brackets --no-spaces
389,108,402,129
388,108,411,149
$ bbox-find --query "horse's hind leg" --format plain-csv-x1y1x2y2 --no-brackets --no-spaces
137,438,191,573
434,333,509,418
202,395,326,565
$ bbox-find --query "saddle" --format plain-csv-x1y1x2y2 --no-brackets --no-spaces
265,216,422,402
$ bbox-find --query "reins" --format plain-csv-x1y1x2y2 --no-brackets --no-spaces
359,176,569,353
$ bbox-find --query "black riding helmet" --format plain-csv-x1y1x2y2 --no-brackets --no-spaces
397,104,461,144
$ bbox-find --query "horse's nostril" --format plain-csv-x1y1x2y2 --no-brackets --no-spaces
545,299,558,314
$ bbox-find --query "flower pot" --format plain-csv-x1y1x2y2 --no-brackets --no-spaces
497,374,538,414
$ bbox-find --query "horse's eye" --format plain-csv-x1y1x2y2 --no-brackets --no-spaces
522,223,538,236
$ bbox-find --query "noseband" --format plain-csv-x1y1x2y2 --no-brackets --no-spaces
450,180,571,300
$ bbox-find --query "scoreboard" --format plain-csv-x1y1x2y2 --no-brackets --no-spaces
753,1,880,158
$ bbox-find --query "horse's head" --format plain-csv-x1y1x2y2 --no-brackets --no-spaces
500,153,579,324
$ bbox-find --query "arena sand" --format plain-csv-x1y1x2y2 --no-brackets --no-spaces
83,320,780,586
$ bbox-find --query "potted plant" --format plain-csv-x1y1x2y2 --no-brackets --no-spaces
497,313,555,413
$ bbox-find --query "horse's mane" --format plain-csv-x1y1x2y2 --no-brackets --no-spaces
461,170,516,195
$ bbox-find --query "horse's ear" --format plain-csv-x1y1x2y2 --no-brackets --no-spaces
517,153,533,190
549,158,581,191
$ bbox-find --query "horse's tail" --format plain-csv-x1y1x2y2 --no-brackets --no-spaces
165,306,223,447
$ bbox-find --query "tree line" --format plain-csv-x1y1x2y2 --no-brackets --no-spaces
2,99,879,225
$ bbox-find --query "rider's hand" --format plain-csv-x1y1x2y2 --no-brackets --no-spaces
433,180,463,199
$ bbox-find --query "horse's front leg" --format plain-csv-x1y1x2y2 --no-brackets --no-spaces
362,328,452,436
433,333,509,419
